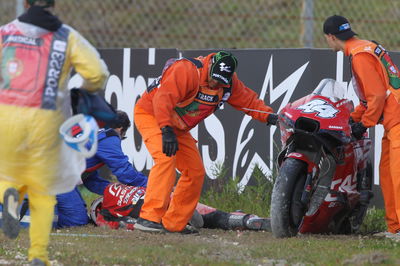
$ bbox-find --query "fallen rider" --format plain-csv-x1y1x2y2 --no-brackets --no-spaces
89,183,271,233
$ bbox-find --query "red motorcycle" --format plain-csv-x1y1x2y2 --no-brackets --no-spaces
270,79,373,238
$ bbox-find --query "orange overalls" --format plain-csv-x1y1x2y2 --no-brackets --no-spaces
134,53,272,231
346,38,400,233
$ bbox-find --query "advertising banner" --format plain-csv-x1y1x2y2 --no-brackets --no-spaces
77,47,400,207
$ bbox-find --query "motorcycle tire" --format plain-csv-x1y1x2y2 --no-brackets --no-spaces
271,158,307,238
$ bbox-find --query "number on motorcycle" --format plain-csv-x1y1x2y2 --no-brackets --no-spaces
297,99,339,118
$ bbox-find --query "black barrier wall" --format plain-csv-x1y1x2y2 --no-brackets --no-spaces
76,48,400,208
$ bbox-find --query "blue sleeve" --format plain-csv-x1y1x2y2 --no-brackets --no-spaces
83,171,111,195
96,136,148,187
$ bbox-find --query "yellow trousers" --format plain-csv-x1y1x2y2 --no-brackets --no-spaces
380,123,400,233
134,105,205,232
0,105,62,265
0,182,56,265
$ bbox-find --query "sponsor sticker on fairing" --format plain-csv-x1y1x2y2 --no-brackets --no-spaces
328,125,343,129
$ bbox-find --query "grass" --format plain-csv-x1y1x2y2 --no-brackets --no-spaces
1,226,399,265
79,185,102,208
201,164,274,218
0,164,393,265
360,207,387,234
80,164,388,234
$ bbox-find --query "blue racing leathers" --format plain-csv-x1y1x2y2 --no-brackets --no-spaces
55,128,147,227
83,128,148,195
55,187,88,228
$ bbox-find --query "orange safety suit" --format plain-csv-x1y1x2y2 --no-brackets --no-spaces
345,38,400,233
134,53,273,232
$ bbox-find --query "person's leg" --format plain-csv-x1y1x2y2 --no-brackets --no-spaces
27,188,56,265
162,132,205,232
0,106,28,238
201,209,230,230
380,132,400,233
196,202,271,231
23,109,61,264
134,107,176,226
227,211,271,231
56,187,89,228
196,202,217,215
387,124,400,232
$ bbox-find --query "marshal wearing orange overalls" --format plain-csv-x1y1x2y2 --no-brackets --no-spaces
134,51,277,233
324,15,400,235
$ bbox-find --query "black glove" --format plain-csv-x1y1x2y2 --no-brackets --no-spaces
351,122,367,140
267,113,279,126
161,126,178,157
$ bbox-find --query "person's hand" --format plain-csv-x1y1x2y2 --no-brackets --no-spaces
351,122,367,140
267,113,279,126
161,126,178,157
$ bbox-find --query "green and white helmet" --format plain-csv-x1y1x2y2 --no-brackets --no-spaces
27,0,55,8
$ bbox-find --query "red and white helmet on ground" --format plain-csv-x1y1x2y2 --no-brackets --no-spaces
89,196,103,224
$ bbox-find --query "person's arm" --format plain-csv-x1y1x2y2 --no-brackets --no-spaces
82,171,112,195
96,136,148,187
352,53,387,127
66,28,109,92
227,74,274,122
350,104,367,123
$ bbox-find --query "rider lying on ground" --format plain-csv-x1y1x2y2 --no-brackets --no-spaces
9,110,270,232
89,183,271,232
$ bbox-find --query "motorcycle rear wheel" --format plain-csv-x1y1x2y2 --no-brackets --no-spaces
271,158,307,238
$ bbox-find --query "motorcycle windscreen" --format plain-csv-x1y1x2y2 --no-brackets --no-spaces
312,78,346,102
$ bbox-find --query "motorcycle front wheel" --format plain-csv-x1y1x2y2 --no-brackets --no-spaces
271,158,307,238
